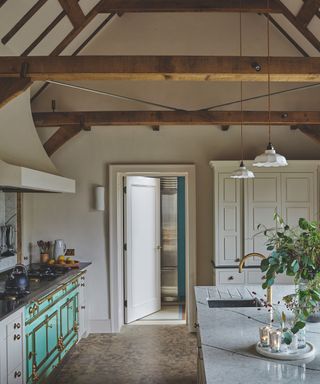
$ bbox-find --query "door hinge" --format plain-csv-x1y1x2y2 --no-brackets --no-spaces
123,186,127,194
124,300,127,308
123,243,127,251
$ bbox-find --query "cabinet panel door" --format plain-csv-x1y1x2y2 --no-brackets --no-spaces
245,173,281,265
216,174,241,266
78,273,88,339
0,332,7,384
7,330,23,376
7,363,23,384
47,311,59,357
281,173,315,226
60,293,79,360
60,295,78,341
33,320,47,369
26,309,60,383
60,293,78,342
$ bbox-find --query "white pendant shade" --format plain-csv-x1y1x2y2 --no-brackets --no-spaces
230,161,255,179
253,143,288,167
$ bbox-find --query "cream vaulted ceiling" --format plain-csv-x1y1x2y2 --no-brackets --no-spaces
1,0,320,155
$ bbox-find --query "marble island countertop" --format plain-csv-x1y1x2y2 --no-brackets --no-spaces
195,286,320,384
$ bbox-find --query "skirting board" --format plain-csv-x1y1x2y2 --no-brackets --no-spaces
89,319,112,333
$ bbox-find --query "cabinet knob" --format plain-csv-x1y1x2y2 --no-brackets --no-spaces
81,283,85,287
29,303,39,315
14,322,21,329
194,322,199,328
14,371,21,378
81,276,85,281
28,351,36,360
14,334,21,341
81,305,86,310
24,256,29,260
235,258,240,262
228,276,234,281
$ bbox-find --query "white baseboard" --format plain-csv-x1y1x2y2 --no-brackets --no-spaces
89,319,112,333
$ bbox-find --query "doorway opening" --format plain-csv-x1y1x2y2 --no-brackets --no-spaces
124,176,186,325
109,164,196,333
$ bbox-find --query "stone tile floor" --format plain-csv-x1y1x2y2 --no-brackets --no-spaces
50,325,197,384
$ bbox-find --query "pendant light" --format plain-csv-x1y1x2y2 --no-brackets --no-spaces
231,2,254,179
253,0,288,167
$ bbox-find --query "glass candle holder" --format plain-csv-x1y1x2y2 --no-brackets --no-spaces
259,326,271,347
288,333,298,352
270,329,282,352
297,328,306,349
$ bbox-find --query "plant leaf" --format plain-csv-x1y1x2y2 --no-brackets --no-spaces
260,259,269,272
283,331,292,345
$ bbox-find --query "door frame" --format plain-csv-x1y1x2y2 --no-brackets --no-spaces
109,164,196,332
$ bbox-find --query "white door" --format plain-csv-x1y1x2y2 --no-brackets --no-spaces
124,176,161,323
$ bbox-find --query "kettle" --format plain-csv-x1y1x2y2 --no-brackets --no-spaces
5,264,29,293
53,239,67,260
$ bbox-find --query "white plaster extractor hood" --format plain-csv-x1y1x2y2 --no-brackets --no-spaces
0,158,75,193
0,90,75,193
0,91,75,192
0,87,75,193
0,43,75,193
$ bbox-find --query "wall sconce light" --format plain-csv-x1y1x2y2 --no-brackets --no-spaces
94,186,105,211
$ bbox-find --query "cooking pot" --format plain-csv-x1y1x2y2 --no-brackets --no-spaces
5,264,29,292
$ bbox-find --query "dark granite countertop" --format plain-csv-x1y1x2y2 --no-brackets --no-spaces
0,262,91,321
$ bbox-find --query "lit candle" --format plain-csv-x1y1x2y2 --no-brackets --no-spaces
259,326,271,347
270,329,282,352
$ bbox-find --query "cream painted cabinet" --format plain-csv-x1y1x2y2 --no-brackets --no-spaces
281,173,315,226
215,174,241,267
78,269,89,340
0,309,25,384
245,173,281,266
211,161,319,285
245,171,316,264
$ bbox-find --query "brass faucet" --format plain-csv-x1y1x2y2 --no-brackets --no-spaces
238,253,273,305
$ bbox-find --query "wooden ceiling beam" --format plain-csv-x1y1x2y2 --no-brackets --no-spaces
0,78,32,109
295,124,320,144
1,0,48,45
58,0,85,28
21,11,66,56
71,13,116,56
276,0,320,53
31,13,115,103
43,125,83,156
3,56,320,82
50,6,99,56
267,15,309,57
98,0,282,13
297,0,320,27
32,110,320,127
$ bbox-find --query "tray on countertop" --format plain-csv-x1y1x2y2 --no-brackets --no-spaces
256,341,315,361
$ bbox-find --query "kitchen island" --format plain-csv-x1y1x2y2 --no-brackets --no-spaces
195,286,320,384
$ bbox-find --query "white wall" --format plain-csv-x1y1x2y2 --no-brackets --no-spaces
27,12,320,329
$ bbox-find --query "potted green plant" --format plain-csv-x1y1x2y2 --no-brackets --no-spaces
259,214,320,344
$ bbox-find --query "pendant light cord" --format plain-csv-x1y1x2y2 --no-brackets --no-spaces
240,0,244,164
267,0,271,145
